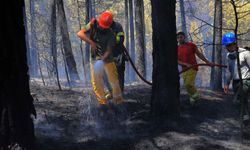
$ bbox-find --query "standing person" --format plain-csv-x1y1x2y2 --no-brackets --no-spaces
77,11,124,106
222,32,250,123
177,32,212,106
105,20,128,100
111,20,127,92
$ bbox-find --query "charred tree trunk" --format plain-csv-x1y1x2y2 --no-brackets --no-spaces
38,51,46,86
179,0,188,37
129,0,136,82
151,0,180,116
84,0,95,84
61,43,71,87
92,0,96,17
23,3,31,75
210,0,222,91
85,0,91,66
51,0,61,90
57,0,80,82
125,0,130,83
29,0,39,77
76,0,87,82
0,0,36,149
135,0,146,79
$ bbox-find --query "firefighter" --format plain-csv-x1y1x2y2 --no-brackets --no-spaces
77,11,124,106
222,32,250,124
104,20,128,100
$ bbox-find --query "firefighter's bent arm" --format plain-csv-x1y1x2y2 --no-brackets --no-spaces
77,29,97,52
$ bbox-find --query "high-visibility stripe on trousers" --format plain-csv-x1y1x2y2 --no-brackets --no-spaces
90,60,124,105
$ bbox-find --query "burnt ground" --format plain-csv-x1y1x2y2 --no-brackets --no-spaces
30,81,250,150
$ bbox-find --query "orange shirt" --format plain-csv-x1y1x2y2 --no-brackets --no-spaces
178,42,198,70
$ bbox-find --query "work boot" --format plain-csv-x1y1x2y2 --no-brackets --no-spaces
190,92,200,106
189,97,196,106
192,92,200,100
113,96,124,105
98,98,108,105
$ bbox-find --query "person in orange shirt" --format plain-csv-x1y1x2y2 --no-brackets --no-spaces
177,32,212,106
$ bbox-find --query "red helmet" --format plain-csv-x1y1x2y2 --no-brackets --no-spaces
98,11,113,29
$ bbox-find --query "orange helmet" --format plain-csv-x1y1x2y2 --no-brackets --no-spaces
98,11,113,29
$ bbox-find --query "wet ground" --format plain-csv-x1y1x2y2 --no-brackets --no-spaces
30,82,250,150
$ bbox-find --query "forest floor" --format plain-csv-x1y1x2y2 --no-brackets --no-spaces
30,80,250,150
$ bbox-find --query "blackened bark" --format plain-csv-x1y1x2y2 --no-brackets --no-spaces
84,0,95,84
210,0,222,91
135,0,146,79
179,0,188,37
23,4,31,76
51,0,62,90
29,0,39,77
76,0,87,83
85,0,91,66
57,0,80,81
125,0,130,83
151,0,180,116
0,0,36,149
129,0,136,82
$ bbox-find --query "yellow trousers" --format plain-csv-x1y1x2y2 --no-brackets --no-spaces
182,69,198,97
90,61,123,105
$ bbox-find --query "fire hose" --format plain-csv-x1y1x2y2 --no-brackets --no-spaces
123,47,153,86
179,63,227,74
123,47,227,86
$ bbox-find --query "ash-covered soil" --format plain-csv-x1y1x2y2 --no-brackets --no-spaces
30,81,250,150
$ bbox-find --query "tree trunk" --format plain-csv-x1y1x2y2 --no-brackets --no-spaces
210,0,222,91
57,0,80,82
125,0,130,83
151,0,180,116
61,43,71,88
23,2,31,75
76,0,87,83
129,0,136,82
179,0,188,37
92,0,96,17
29,0,39,77
0,0,36,149
85,0,91,66
51,0,61,90
84,0,95,84
38,51,46,86
134,0,146,79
